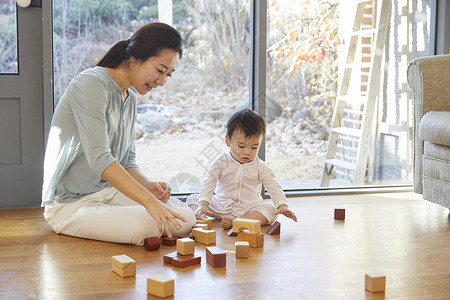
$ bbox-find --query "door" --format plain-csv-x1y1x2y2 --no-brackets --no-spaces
0,1,52,208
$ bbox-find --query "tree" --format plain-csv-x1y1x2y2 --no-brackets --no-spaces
268,0,339,74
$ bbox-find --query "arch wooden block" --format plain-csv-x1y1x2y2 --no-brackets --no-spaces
232,218,261,234
365,273,386,292
144,237,161,251
112,255,136,278
147,275,174,297
191,228,216,245
176,237,195,255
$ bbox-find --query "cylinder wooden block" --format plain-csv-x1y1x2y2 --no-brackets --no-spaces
144,237,161,251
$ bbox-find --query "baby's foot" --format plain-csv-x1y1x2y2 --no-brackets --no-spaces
221,216,234,229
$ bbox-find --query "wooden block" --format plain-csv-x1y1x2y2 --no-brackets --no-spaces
235,241,249,259
193,223,209,230
232,218,261,234
163,251,201,268
334,208,345,220
227,228,237,236
178,234,195,241
196,219,212,230
161,237,178,246
206,246,226,268
112,255,136,277
266,221,281,235
191,228,216,245
237,230,264,248
172,253,201,268
163,251,179,264
144,237,161,251
176,237,195,255
365,273,386,292
147,275,174,297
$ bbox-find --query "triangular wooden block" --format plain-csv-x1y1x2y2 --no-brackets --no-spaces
266,221,280,235
227,228,237,236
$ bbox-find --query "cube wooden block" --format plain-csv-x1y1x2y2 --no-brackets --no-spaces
266,221,281,235
161,237,178,246
334,208,345,220
176,237,195,255
235,241,249,258
232,218,261,234
112,255,136,277
163,251,201,268
191,228,216,245
144,237,161,251
365,274,386,292
206,246,226,268
237,230,264,248
193,223,209,230
147,275,174,297
196,219,212,230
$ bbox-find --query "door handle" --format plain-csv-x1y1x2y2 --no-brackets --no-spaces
17,0,41,8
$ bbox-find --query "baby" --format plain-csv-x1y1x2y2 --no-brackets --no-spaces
187,108,297,229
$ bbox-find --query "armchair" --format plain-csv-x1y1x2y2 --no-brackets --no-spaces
407,54,450,208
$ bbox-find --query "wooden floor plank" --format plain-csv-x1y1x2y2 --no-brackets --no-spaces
0,192,449,299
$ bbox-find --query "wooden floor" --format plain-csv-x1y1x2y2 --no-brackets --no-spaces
1,192,449,300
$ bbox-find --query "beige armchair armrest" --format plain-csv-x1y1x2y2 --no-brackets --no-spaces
407,54,450,194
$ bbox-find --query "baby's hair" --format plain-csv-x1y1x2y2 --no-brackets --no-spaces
227,108,266,139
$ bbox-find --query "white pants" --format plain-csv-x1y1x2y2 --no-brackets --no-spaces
186,194,278,224
44,187,196,246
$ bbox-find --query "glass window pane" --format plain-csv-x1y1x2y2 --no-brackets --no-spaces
0,1,18,74
53,0,250,194
266,0,431,190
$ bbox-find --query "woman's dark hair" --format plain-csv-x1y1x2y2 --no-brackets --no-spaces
227,108,266,139
96,22,183,68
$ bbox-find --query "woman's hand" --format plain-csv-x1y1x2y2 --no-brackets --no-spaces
147,181,171,203
144,197,186,237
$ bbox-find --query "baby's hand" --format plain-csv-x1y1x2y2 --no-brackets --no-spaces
195,204,213,219
276,205,298,222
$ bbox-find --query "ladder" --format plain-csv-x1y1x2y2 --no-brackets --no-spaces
320,0,391,187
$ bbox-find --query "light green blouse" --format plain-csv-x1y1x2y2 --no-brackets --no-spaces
42,66,138,206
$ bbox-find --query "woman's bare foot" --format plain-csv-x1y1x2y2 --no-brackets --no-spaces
221,216,234,229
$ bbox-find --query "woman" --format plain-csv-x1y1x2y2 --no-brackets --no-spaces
42,22,196,245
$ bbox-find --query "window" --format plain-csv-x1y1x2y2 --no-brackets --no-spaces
0,0,18,74
53,0,434,195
